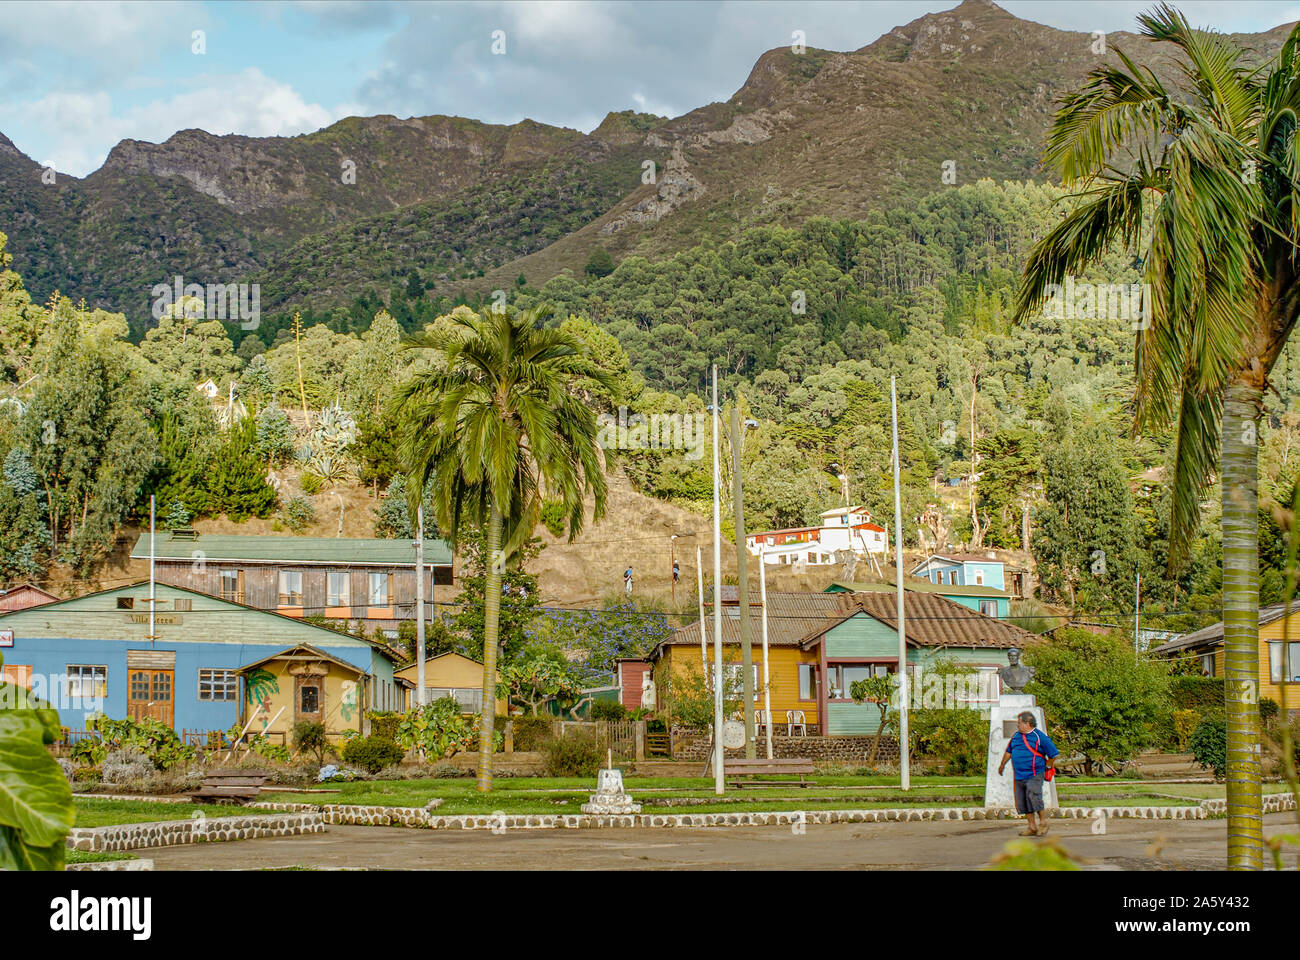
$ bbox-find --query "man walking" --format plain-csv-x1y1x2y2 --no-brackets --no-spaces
997,711,1058,836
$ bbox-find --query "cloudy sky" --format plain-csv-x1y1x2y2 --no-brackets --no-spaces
3,0,1299,178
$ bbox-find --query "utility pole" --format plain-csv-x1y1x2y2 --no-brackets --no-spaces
712,364,725,796
731,404,756,759
891,376,910,791
415,502,426,708
759,556,773,760
697,545,708,672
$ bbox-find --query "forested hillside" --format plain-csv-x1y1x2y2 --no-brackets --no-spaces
5,175,1300,630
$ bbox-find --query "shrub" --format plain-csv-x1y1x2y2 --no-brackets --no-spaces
510,715,554,751
366,711,402,741
393,699,477,759
1169,675,1223,714
279,495,316,532
590,699,628,721
342,736,405,774
1260,698,1280,728
1172,709,1200,752
1188,717,1227,780
293,721,330,764
432,762,472,778
541,729,604,777
85,714,195,770
910,708,988,775
102,748,154,785
299,471,324,495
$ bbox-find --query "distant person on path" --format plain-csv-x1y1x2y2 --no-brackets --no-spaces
997,711,1058,836
624,567,634,597
672,561,680,584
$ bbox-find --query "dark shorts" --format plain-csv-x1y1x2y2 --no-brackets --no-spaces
1014,776,1045,814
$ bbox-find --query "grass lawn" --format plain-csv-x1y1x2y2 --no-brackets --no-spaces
66,849,138,864
73,798,257,828
254,775,1292,816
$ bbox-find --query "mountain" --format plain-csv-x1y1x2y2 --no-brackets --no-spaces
0,0,1293,325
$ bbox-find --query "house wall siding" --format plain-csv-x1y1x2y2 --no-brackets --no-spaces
658,644,821,727
824,614,900,659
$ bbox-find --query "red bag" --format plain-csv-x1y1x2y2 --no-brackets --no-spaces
1021,731,1055,780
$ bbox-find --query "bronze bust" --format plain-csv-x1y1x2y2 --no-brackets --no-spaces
997,646,1034,694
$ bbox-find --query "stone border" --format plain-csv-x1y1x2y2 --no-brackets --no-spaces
67,812,324,852
248,800,1206,830
68,858,155,871
1200,793,1296,817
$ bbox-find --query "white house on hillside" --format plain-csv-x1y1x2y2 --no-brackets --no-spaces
745,505,887,566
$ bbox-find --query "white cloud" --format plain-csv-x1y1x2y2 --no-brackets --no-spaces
0,69,358,177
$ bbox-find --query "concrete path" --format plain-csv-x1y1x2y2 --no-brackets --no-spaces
142,812,1299,870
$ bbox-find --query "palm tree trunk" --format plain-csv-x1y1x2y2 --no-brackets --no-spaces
1222,378,1263,870
476,506,504,792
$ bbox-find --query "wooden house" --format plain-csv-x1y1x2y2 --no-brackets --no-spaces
131,531,453,637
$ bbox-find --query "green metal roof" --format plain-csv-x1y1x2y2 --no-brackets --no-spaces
826,579,1010,599
130,532,453,566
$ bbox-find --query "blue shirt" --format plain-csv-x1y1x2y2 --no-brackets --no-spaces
1005,728,1058,780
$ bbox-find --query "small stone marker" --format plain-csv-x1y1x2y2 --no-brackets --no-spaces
580,767,641,815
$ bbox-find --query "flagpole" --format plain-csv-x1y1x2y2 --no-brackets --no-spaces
891,375,910,791
760,554,773,760
697,545,707,672
712,363,725,796
416,503,426,708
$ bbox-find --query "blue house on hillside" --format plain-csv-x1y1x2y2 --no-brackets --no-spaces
910,554,1006,592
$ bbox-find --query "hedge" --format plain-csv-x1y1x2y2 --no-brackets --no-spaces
1169,676,1223,715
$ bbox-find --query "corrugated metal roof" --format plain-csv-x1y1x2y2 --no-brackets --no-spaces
829,579,1011,599
1150,605,1291,654
658,591,1034,657
130,533,453,566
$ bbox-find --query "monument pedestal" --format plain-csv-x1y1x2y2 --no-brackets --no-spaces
580,768,642,814
984,694,1058,810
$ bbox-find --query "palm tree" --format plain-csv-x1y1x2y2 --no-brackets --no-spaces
1013,4,1300,869
394,304,611,791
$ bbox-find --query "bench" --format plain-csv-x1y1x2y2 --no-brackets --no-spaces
188,769,271,804
725,758,817,788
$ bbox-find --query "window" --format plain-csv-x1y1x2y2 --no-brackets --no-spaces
116,597,134,609
723,663,761,700
67,665,107,699
826,663,893,700
974,570,985,585
278,570,303,605
798,663,818,701
327,571,350,607
979,600,998,617
1200,653,1216,677
427,687,482,712
300,685,319,714
1268,642,1300,683
219,570,240,602
198,669,237,702
368,572,388,605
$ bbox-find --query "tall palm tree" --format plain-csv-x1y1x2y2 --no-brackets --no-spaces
395,304,611,791
1013,4,1300,869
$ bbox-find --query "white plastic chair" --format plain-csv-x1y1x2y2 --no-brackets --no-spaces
755,709,768,736
786,710,807,737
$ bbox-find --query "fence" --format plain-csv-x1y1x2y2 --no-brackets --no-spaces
535,720,666,761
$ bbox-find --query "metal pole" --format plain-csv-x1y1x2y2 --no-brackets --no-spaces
732,405,756,759
416,502,426,707
712,364,725,796
760,555,773,760
1135,573,1141,656
697,545,707,672
891,375,910,791
148,495,156,641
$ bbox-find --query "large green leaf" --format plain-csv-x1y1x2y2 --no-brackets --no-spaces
0,710,76,853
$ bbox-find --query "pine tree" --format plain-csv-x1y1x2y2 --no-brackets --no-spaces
204,419,277,521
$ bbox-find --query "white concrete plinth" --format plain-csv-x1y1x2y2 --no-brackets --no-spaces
581,768,642,814
984,695,1058,810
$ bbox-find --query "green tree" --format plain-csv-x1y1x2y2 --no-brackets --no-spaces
498,642,583,715
1025,629,1170,774
204,418,277,521
1013,7,1300,867
584,246,615,277
394,304,611,791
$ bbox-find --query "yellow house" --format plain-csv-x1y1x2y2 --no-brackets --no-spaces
1152,605,1300,712
235,644,372,739
393,651,509,716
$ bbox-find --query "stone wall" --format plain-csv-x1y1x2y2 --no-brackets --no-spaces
66,812,323,852
670,730,899,765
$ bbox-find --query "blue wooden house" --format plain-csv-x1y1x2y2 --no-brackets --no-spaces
910,554,1007,591
0,581,405,737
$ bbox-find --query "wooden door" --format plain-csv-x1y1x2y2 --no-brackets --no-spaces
295,676,323,724
128,669,174,725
